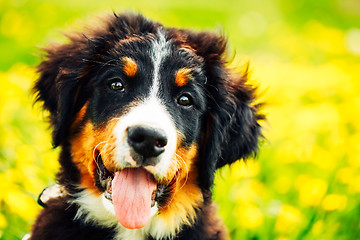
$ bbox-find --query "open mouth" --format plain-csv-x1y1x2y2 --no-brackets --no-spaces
94,152,170,229
96,154,157,207
96,154,114,201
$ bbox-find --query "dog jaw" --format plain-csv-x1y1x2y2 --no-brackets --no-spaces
69,96,204,236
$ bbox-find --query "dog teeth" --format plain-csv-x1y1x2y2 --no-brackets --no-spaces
103,178,113,201
105,177,112,194
151,190,156,201
104,191,112,201
151,190,156,207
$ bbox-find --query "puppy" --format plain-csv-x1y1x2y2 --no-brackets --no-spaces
30,12,262,240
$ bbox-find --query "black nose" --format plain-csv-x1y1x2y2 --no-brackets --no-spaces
127,126,168,159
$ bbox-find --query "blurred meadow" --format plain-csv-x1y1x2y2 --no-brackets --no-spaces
1,0,360,239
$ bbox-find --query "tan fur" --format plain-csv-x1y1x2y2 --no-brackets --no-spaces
175,68,193,87
122,57,138,77
158,143,204,231
70,118,118,192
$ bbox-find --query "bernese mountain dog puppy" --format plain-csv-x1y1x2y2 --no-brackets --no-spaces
30,12,262,240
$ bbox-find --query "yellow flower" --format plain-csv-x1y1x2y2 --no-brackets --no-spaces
296,176,328,206
275,204,303,233
322,194,348,211
349,175,360,193
311,220,324,235
336,168,355,185
234,179,265,203
303,21,346,55
236,204,264,229
0,213,7,229
230,160,260,180
274,176,292,194
5,190,40,221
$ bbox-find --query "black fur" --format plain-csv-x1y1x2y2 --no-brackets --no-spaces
183,32,262,189
31,196,225,240
31,12,263,240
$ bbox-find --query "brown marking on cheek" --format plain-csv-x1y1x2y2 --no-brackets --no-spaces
97,133,117,173
159,143,204,230
122,57,137,77
70,122,97,191
70,119,119,193
70,101,89,133
175,68,193,87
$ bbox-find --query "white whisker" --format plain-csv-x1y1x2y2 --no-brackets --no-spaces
92,141,108,170
174,153,189,191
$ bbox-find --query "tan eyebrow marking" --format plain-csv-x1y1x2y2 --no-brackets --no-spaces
122,57,138,77
175,68,193,87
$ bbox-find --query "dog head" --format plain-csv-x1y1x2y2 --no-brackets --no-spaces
34,13,262,234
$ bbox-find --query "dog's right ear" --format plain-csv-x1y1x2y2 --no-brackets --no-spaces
34,37,89,147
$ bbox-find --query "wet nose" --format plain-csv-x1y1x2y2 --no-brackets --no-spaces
127,126,168,159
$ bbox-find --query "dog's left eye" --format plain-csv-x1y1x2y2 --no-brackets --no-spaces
109,80,124,91
177,94,193,107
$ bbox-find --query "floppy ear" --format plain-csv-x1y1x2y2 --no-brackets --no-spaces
34,13,161,147
187,32,263,189
34,36,89,147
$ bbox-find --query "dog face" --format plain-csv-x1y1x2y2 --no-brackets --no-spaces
84,30,207,179
34,13,262,236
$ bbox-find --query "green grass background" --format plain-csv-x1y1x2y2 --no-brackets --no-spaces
1,0,360,239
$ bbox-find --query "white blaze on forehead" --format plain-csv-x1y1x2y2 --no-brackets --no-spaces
150,29,171,97
111,30,176,178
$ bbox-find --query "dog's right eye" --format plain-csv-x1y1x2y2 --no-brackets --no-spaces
109,80,124,91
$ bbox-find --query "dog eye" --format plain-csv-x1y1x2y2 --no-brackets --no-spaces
109,80,124,91
177,94,193,107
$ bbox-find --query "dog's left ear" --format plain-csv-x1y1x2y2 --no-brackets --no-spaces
187,32,263,189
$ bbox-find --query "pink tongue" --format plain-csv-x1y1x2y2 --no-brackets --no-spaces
112,168,157,229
